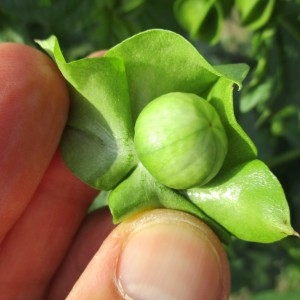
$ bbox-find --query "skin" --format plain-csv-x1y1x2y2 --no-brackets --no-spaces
0,42,230,300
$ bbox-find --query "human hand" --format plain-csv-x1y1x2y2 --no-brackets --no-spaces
0,43,230,300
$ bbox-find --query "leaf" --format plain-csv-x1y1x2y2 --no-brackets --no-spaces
108,163,231,242
184,160,296,243
271,105,300,147
36,36,137,190
105,29,220,121
236,0,277,31
88,190,109,213
213,63,250,90
207,77,257,170
108,164,160,222
118,0,145,13
173,0,224,44
240,77,277,113
36,35,66,63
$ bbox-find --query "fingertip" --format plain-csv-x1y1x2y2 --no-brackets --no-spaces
117,210,230,300
67,209,230,300
87,50,107,58
0,42,67,95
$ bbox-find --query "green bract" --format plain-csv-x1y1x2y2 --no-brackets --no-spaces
36,29,297,243
134,92,228,189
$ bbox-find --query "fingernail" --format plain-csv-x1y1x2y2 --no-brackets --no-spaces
116,212,228,300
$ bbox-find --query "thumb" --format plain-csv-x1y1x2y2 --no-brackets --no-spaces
67,209,230,300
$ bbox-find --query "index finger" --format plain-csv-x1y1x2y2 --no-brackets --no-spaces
0,42,69,241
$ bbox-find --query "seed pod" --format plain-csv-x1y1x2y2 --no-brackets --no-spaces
134,92,228,189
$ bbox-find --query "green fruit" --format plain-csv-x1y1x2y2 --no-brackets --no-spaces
134,92,228,189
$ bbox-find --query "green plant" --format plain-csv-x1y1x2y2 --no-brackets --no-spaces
2,0,300,296
37,29,297,244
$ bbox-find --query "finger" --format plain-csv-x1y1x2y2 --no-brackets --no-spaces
46,207,115,299
87,50,107,58
0,43,69,240
67,209,230,300
0,150,98,299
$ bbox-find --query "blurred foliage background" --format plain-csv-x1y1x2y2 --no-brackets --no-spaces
1,0,300,298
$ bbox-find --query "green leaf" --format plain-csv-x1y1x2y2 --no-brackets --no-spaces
236,0,277,31
88,190,109,213
207,77,257,170
105,29,220,121
184,159,296,243
173,0,224,44
271,105,300,147
213,63,250,90
36,36,137,190
118,0,145,13
108,163,231,242
240,77,277,113
36,35,66,63
108,164,159,222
